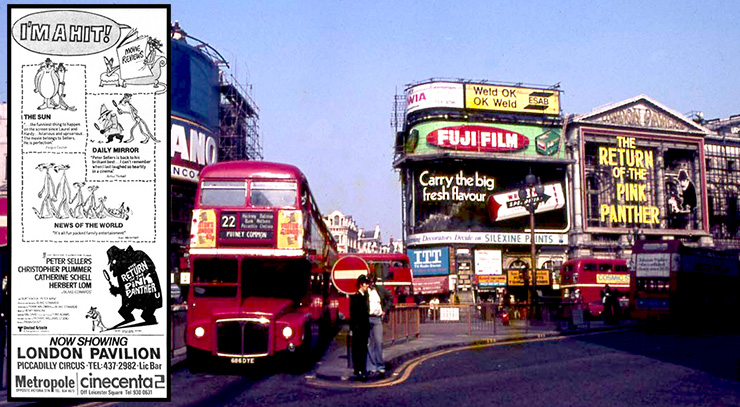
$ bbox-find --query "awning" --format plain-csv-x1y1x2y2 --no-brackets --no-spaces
412,276,449,295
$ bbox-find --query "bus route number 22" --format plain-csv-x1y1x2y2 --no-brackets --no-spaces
221,213,237,229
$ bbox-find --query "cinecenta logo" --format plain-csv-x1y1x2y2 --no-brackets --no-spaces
81,373,166,389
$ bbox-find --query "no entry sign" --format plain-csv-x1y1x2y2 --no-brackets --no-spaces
331,255,370,294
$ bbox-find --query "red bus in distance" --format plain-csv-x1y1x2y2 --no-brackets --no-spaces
630,240,738,327
559,258,630,318
333,253,414,319
186,161,339,370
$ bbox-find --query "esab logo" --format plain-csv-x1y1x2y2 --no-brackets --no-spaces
525,91,553,111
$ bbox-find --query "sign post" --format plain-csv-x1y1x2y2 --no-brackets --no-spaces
331,256,370,295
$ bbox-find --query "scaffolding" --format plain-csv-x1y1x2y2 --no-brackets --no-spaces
391,92,407,162
219,72,263,161
171,22,263,162
704,115,740,249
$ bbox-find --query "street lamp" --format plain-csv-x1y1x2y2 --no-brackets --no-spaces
627,225,645,247
518,170,545,321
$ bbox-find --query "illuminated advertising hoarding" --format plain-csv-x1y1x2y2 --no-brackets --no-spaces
406,121,565,160
171,116,218,183
406,82,464,114
170,36,220,183
477,274,507,288
410,160,568,235
464,83,560,116
404,80,560,117
474,249,502,275
408,247,450,277
581,130,707,233
508,269,550,286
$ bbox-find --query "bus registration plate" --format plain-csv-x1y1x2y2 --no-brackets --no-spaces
230,357,255,364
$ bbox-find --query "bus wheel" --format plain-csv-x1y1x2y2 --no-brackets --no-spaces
319,311,333,343
187,346,209,373
291,323,314,373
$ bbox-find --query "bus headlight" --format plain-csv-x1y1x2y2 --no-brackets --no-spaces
282,326,293,339
194,326,205,338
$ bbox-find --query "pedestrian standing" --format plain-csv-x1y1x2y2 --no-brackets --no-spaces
349,275,370,380
601,285,614,324
367,276,391,376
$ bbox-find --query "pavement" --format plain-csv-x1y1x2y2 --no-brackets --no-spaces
307,319,635,384
0,319,633,403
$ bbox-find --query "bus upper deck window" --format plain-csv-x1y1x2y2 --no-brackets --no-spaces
583,263,597,272
200,181,246,206
250,181,298,208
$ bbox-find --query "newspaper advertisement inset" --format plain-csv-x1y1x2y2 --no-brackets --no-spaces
9,6,170,401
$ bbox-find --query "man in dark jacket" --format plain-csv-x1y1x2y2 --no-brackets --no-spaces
349,274,370,380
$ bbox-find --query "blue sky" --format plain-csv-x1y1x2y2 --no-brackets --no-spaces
3,1,740,240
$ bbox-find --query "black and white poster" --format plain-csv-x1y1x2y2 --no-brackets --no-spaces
9,5,169,400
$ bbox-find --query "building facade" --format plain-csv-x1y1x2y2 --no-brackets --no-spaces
393,82,740,303
323,210,402,254
324,209,359,253
394,80,566,303
565,95,714,259
704,115,740,250
358,224,383,253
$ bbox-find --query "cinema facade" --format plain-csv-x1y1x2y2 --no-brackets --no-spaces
394,80,714,302
567,95,713,259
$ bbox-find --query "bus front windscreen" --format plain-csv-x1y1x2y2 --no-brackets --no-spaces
241,258,310,302
192,258,238,297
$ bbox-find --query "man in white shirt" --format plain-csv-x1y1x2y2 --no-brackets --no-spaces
366,276,390,375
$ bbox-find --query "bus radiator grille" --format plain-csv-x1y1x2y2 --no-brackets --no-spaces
216,320,269,356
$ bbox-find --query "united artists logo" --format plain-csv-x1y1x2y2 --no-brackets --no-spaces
18,326,48,333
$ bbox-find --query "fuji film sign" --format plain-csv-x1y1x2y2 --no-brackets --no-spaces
426,125,529,153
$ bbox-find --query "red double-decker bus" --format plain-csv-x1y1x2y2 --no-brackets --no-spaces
360,253,414,305
559,258,631,318
630,240,738,327
186,161,339,370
